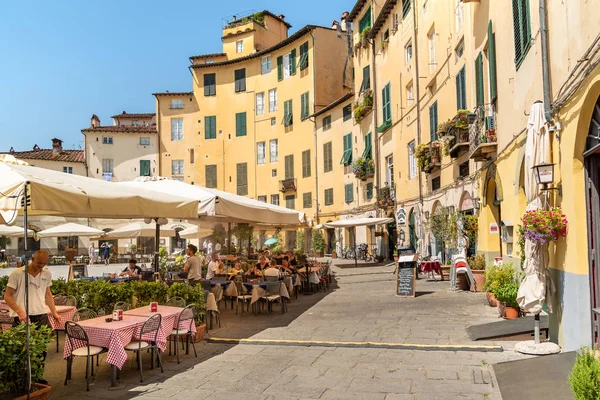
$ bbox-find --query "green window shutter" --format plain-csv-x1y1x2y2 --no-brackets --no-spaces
236,163,248,196
290,49,297,75
285,155,294,179
362,132,372,159
277,56,283,81
205,165,217,188
402,0,411,19
284,99,293,126
140,160,150,176
512,0,532,67
236,112,247,137
324,188,333,206
345,183,354,203
361,65,370,92
359,7,371,33
303,192,312,208
456,67,466,110
302,149,311,178
382,83,391,123
340,133,352,165
488,21,498,102
429,102,438,142
299,41,309,71
205,116,216,139
204,74,216,96
475,53,484,108
385,84,392,122
324,142,332,172
366,182,373,199
301,92,309,120
285,195,295,210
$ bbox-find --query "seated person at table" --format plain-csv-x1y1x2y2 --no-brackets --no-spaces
227,262,241,280
184,244,203,282
256,255,269,271
280,256,294,275
246,264,263,276
206,253,224,280
264,260,281,277
120,259,142,279
287,252,298,267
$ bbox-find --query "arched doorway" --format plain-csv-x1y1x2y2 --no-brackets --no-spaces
459,191,477,257
408,208,417,251
387,212,397,260
482,164,503,257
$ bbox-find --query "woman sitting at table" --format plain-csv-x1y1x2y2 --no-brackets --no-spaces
246,264,263,276
263,260,281,278
256,255,269,271
280,256,294,275
227,262,242,280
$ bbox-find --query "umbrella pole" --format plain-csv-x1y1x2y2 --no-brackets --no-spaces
354,227,357,268
23,184,32,398
227,223,231,255
154,219,160,277
534,313,540,344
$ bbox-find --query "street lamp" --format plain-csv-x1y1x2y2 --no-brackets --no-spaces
532,162,555,190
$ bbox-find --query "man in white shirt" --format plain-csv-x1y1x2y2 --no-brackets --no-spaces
206,253,223,280
4,250,60,327
263,261,281,277
184,244,203,281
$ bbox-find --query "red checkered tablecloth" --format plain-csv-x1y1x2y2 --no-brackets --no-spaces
0,301,75,331
125,305,197,338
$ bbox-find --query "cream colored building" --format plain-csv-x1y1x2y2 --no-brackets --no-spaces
2,138,85,175
82,113,159,182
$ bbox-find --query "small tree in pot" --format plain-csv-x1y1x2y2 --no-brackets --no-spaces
311,229,326,257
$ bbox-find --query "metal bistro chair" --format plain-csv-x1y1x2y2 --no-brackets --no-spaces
264,275,279,282
124,314,164,382
64,321,107,391
165,296,186,307
113,301,131,311
234,280,251,315
0,309,13,329
168,304,197,364
72,308,97,322
263,281,284,314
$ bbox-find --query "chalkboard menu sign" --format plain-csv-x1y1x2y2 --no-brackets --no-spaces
396,254,418,297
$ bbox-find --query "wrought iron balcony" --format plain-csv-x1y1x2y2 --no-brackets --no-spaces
279,178,297,193
376,183,396,208
469,107,497,161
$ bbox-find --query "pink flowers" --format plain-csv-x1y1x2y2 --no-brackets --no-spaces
521,208,568,244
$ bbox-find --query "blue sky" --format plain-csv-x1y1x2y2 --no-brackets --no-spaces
0,0,351,152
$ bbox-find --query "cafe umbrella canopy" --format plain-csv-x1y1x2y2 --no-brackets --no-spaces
0,160,200,395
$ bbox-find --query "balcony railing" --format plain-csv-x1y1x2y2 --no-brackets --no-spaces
447,125,470,158
416,142,441,174
279,178,297,192
469,107,498,161
376,183,396,208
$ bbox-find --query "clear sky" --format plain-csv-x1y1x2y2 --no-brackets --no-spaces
0,0,352,152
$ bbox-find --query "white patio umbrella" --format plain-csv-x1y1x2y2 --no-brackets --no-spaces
515,102,560,354
37,222,104,238
178,225,213,239
0,225,34,237
102,221,185,238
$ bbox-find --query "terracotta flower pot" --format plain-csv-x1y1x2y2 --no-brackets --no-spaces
486,292,498,307
440,266,451,281
15,383,52,400
456,273,469,290
504,306,520,319
393,255,399,261
470,270,486,292
194,323,206,343
497,302,506,318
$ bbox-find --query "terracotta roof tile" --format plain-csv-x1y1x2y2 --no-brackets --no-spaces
1,149,84,163
152,91,193,97
110,112,156,119
81,125,157,133
189,52,227,61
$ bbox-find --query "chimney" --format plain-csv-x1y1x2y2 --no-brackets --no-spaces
233,15,237,22
51,138,63,156
90,114,100,128
33,144,40,151
341,11,350,32
277,14,285,21
332,20,340,30
9,147,14,153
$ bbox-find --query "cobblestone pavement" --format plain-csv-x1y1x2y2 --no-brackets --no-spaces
48,261,532,399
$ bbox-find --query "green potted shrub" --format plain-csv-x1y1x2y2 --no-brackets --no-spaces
494,281,521,319
483,263,515,309
0,324,53,399
311,229,326,257
569,347,600,399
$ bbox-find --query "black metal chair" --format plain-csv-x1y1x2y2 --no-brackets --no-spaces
124,314,164,382
64,321,106,391
168,304,197,364
264,275,279,282
113,301,130,311
263,281,284,314
52,295,77,352
234,280,251,315
72,308,97,322
165,297,186,307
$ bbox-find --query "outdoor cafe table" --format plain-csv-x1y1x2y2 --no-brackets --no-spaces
420,261,441,280
0,301,76,331
243,281,290,306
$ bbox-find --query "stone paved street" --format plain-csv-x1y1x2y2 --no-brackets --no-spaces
48,261,532,399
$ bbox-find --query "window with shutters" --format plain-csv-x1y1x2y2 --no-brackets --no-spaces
257,142,266,165
512,0,531,68
261,56,271,74
303,192,312,208
343,104,352,121
366,182,374,199
340,133,352,166
459,161,469,178
280,51,295,80
324,188,334,206
360,65,370,93
359,7,371,34
171,160,184,176
285,195,295,209
205,116,216,139
302,149,311,178
455,0,464,32
140,137,150,146
429,102,438,142
270,139,278,162
488,21,498,102
271,194,280,205
284,155,294,179
236,163,248,196
405,42,412,64
284,99,293,126
323,142,333,173
402,0,411,19
269,89,277,112
171,118,183,141
236,112,247,137
234,68,246,92
362,132,372,159
139,160,151,177
204,73,216,96
408,140,416,179
323,115,331,131
258,196,267,203
382,83,391,123
300,92,310,120
299,41,309,71
102,159,113,173
455,39,464,61
406,82,414,106
205,165,217,188
345,183,354,203
236,40,243,53
431,176,441,191
428,27,436,73
456,66,467,110
256,93,265,115
475,52,484,108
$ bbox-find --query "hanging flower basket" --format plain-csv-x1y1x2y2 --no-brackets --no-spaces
351,157,375,180
521,208,568,244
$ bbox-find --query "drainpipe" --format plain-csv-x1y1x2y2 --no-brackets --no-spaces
309,30,320,226
155,96,162,175
412,0,424,205
539,0,552,122
371,34,381,206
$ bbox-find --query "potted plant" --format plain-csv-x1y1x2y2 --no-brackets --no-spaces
467,254,486,292
569,347,600,399
522,207,568,244
484,263,516,309
351,157,375,180
494,281,521,319
393,249,399,262
360,28,371,48
311,229,326,257
430,141,441,165
0,324,53,399
415,143,431,172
